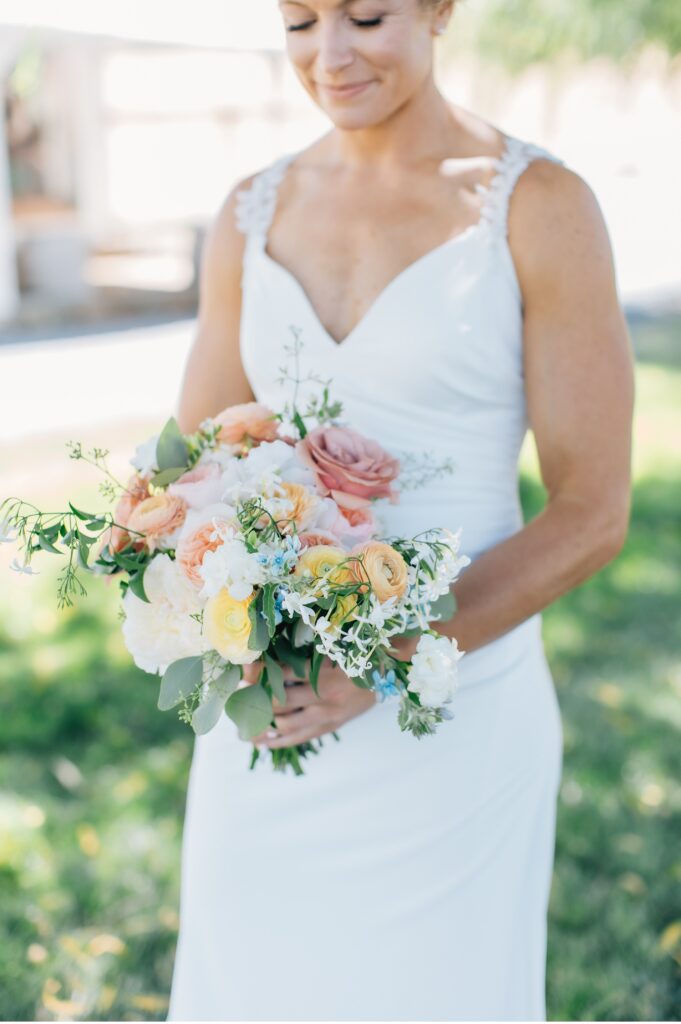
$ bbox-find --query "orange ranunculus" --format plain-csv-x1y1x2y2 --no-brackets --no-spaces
107,474,150,553
176,520,230,587
125,493,187,552
351,542,408,603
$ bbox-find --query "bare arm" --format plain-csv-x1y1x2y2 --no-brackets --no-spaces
433,160,635,656
176,180,257,434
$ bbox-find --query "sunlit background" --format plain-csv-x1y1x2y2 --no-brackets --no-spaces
0,1,680,1020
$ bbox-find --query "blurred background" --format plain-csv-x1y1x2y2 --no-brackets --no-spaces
0,0,679,1020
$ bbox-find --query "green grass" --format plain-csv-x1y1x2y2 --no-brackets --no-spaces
0,319,680,1020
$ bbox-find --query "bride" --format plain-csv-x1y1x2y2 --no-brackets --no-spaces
168,0,633,1019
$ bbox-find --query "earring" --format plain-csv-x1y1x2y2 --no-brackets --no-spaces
435,25,446,35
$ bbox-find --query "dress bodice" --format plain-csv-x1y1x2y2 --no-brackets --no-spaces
234,133,566,687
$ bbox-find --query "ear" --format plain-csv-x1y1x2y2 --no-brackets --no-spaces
429,0,455,37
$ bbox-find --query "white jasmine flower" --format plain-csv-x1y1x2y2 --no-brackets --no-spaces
198,531,267,601
0,517,16,544
122,554,208,674
10,557,39,575
130,434,159,476
280,589,316,626
406,633,465,707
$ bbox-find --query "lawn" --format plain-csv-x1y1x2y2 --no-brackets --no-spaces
0,317,679,1021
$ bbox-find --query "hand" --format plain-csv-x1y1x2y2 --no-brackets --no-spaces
387,632,421,663
248,658,377,749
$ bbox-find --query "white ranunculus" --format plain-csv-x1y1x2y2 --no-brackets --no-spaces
198,532,266,601
406,633,465,707
122,554,208,674
130,434,159,476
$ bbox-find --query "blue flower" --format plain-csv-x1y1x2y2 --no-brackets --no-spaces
372,668,399,702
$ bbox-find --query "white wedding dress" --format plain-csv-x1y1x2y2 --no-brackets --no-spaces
168,132,565,1022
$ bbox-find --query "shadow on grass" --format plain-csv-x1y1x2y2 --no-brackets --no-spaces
0,469,678,1020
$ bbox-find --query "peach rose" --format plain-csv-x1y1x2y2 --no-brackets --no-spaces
351,542,408,603
276,482,320,535
214,402,279,447
296,425,400,509
297,529,342,550
329,503,379,547
168,463,223,509
177,521,227,587
107,474,150,553
126,493,187,553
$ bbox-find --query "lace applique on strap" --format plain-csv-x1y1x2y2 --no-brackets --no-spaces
234,153,295,244
476,136,565,239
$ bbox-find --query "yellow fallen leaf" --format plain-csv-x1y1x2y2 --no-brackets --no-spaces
658,920,681,954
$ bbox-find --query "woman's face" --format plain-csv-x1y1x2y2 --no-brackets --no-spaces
278,0,451,130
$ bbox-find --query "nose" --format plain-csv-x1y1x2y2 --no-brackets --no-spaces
316,20,355,75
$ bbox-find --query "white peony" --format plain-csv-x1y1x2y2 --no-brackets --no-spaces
198,531,267,601
130,434,159,476
406,633,465,707
121,554,209,674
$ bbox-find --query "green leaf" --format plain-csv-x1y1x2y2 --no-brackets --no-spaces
273,635,308,679
191,695,224,735
77,537,90,568
158,656,204,711
225,683,273,739
68,502,94,521
293,617,314,647
156,417,189,472
151,466,187,487
247,592,270,652
429,589,457,622
38,533,60,555
128,566,150,603
262,584,277,638
292,409,307,439
309,646,324,696
264,653,286,705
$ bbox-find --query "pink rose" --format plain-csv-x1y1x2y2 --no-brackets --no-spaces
126,493,187,553
168,463,223,509
296,426,400,508
214,402,279,447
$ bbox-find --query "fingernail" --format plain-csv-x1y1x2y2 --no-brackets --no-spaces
266,729,279,739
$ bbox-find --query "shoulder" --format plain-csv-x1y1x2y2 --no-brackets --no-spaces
508,153,616,296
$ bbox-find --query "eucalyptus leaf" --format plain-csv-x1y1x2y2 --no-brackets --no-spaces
192,695,225,735
210,663,241,701
262,584,277,638
158,656,204,711
225,683,273,739
151,466,188,487
264,653,286,705
156,417,189,472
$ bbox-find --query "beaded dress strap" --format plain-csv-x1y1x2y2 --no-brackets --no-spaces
476,136,566,239
234,153,296,247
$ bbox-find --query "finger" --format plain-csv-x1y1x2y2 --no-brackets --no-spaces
241,660,264,685
271,682,318,715
266,716,334,749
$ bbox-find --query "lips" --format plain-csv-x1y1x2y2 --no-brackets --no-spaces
316,80,374,98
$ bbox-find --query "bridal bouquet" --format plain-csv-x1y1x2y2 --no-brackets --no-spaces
1,352,470,774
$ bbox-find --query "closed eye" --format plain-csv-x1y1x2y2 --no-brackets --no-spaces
286,16,384,32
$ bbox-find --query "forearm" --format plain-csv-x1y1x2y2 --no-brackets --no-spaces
435,496,624,655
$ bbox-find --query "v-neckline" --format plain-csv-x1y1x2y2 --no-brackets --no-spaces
259,134,514,349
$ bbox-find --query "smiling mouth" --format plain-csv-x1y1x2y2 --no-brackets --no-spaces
316,81,375,97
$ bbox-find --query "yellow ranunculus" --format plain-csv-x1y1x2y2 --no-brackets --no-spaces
293,545,347,580
294,545,359,628
204,589,261,664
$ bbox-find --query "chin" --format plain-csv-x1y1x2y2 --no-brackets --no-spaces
315,94,400,132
